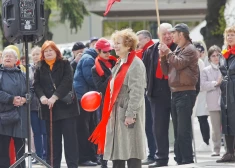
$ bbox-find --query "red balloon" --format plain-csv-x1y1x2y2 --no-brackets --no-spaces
81,91,102,112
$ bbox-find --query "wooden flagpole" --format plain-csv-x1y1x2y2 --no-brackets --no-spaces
154,0,161,42
154,0,161,28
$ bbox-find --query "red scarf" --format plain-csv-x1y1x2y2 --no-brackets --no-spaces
136,40,154,59
155,42,173,79
95,55,117,76
223,46,235,59
89,51,136,154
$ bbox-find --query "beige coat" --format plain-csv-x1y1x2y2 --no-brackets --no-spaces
103,56,147,160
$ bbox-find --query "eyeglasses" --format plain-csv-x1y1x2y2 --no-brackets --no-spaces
101,50,111,54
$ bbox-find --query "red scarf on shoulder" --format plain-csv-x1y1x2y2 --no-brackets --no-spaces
136,40,154,59
95,55,117,76
223,46,235,59
155,42,173,79
89,51,136,154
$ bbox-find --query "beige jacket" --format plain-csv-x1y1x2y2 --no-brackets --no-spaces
103,56,147,160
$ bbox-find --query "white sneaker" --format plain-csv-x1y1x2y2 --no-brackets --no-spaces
197,142,211,152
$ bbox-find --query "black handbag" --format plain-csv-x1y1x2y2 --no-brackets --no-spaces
0,108,20,125
49,72,74,104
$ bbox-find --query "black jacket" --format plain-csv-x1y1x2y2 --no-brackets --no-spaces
70,60,77,72
142,42,177,98
91,59,116,96
220,54,235,135
34,59,80,121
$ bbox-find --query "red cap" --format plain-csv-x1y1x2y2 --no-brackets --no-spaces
95,38,113,52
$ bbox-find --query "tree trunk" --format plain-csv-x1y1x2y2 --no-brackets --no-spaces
201,0,227,49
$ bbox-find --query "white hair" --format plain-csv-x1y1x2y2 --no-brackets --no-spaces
2,48,18,59
158,23,173,32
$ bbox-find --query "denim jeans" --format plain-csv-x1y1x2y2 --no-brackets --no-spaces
171,90,196,164
31,110,47,160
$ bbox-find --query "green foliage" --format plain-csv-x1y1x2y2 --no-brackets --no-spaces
45,0,57,10
56,0,89,32
211,5,226,35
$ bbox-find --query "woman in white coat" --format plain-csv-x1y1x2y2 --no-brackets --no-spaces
193,42,210,151
201,45,223,156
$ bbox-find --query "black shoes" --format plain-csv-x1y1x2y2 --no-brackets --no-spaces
148,162,168,167
216,153,235,163
142,158,155,165
79,160,98,166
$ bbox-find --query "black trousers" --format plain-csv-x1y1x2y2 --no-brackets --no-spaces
171,90,196,164
145,96,156,160
77,101,97,163
149,96,171,164
0,135,25,168
46,117,78,168
225,135,235,154
197,115,210,145
112,158,141,168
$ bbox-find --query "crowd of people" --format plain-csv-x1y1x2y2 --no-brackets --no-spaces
0,23,235,168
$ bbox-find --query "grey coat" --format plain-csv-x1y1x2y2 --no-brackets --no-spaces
103,56,147,160
0,66,28,138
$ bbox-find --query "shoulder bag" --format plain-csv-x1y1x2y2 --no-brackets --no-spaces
48,72,74,105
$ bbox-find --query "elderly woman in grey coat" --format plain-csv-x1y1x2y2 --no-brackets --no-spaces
201,45,223,157
0,48,27,168
89,28,146,168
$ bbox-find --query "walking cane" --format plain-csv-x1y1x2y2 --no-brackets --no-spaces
191,117,197,163
50,107,53,167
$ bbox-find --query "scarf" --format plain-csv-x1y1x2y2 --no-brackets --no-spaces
136,40,154,59
155,42,173,79
89,51,136,154
210,62,219,70
222,46,235,59
45,59,56,70
95,55,117,76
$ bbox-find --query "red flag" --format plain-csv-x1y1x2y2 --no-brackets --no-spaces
104,0,121,16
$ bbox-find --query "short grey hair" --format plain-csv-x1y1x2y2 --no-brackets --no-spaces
136,30,152,39
2,48,18,59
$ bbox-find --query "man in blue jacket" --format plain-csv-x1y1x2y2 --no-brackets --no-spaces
73,48,98,166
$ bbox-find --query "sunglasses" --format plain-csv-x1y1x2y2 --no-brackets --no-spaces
101,50,111,54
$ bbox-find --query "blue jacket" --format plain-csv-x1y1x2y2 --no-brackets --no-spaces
73,48,98,99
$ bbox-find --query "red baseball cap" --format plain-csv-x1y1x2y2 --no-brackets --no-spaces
95,38,113,52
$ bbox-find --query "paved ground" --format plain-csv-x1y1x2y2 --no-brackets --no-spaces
25,117,235,168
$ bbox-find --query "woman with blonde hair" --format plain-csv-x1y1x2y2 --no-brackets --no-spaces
217,25,235,163
33,41,80,168
90,28,146,168
29,46,47,163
